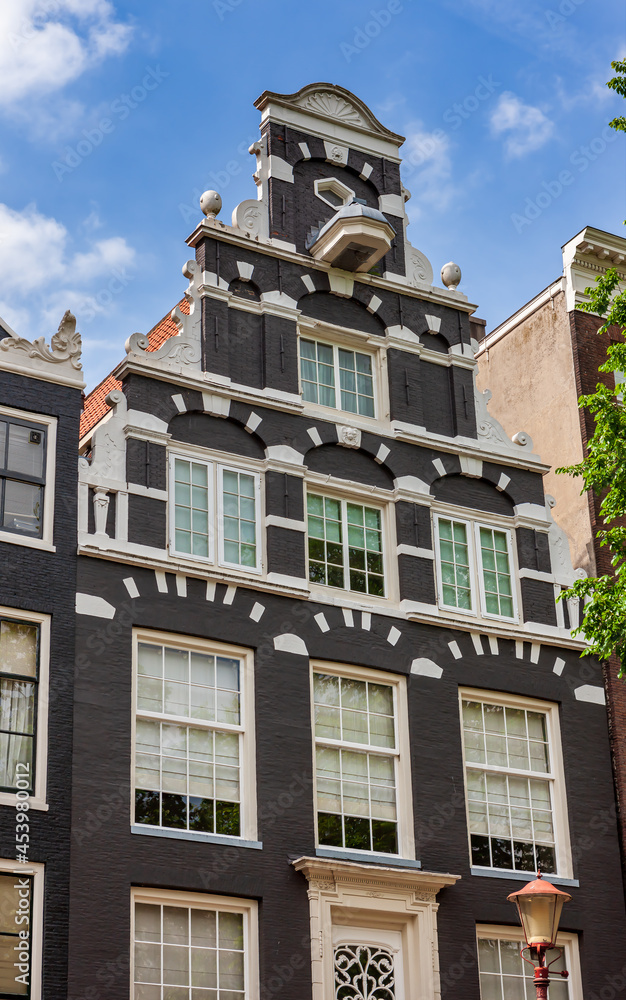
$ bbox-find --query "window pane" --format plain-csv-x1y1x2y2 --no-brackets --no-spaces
300,339,336,409
3,480,42,536
0,620,38,677
438,518,471,610
7,422,45,478
480,528,514,618
221,470,257,568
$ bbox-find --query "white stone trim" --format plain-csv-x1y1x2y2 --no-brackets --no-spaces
76,593,116,618
360,162,373,180
396,544,434,560
267,154,294,183
293,856,459,1000
236,261,255,281
574,684,605,705
411,658,443,679
265,514,306,532
273,633,308,656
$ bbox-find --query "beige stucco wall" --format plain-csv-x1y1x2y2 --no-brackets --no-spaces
476,290,594,574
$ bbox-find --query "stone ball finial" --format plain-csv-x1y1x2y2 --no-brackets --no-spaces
200,190,222,219
441,261,461,290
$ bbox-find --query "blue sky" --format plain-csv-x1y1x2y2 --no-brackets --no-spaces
0,0,624,391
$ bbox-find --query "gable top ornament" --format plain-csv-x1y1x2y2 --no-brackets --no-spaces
255,83,405,151
0,309,85,388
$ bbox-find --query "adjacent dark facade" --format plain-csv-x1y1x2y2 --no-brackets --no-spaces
0,313,83,998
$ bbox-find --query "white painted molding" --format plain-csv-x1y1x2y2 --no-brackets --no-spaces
267,155,294,183
265,515,306,532
411,658,443,679
265,444,305,466
396,544,434,560
460,456,483,478
307,427,323,447
378,193,405,217
273,633,308,656
237,261,255,281
574,685,606,706
323,140,349,166
76,593,116,619
424,314,441,334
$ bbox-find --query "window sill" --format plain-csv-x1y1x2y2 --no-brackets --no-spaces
0,793,48,811
470,867,578,888
131,825,262,849
0,532,55,552
316,847,421,869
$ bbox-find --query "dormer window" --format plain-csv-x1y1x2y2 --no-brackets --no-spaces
314,178,355,211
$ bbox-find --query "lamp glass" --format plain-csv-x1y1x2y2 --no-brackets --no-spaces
517,893,564,947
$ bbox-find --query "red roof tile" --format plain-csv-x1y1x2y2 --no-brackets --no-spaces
80,298,189,439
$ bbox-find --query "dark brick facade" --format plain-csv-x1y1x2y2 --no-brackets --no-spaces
0,368,82,998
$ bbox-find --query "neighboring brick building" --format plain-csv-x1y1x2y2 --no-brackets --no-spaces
0,311,84,997
476,225,626,883
69,87,625,999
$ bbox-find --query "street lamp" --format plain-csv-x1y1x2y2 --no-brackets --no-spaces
507,871,572,999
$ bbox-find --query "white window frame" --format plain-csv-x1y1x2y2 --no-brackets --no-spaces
433,510,519,623
298,333,378,419
297,318,390,430
314,176,355,210
476,924,583,1000
0,607,50,812
130,886,259,1000
131,629,258,844
168,452,262,575
0,405,57,552
310,660,415,862
306,489,389,601
0,858,45,1000
459,688,573,879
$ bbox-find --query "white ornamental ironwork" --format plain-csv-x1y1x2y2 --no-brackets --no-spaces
334,944,396,999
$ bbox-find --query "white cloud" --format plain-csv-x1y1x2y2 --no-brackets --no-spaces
555,75,613,112
0,202,136,337
401,126,457,215
490,92,554,158
0,1,131,110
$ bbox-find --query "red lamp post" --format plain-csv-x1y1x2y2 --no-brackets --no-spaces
507,872,572,999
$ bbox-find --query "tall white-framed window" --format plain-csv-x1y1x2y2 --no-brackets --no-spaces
132,631,257,843
476,925,583,1000
311,661,414,860
0,406,57,550
299,337,376,417
0,858,45,1000
460,689,573,878
169,454,261,573
433,512,518,621
307,493,386,597
0,608,49,811
131,887,259,1000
